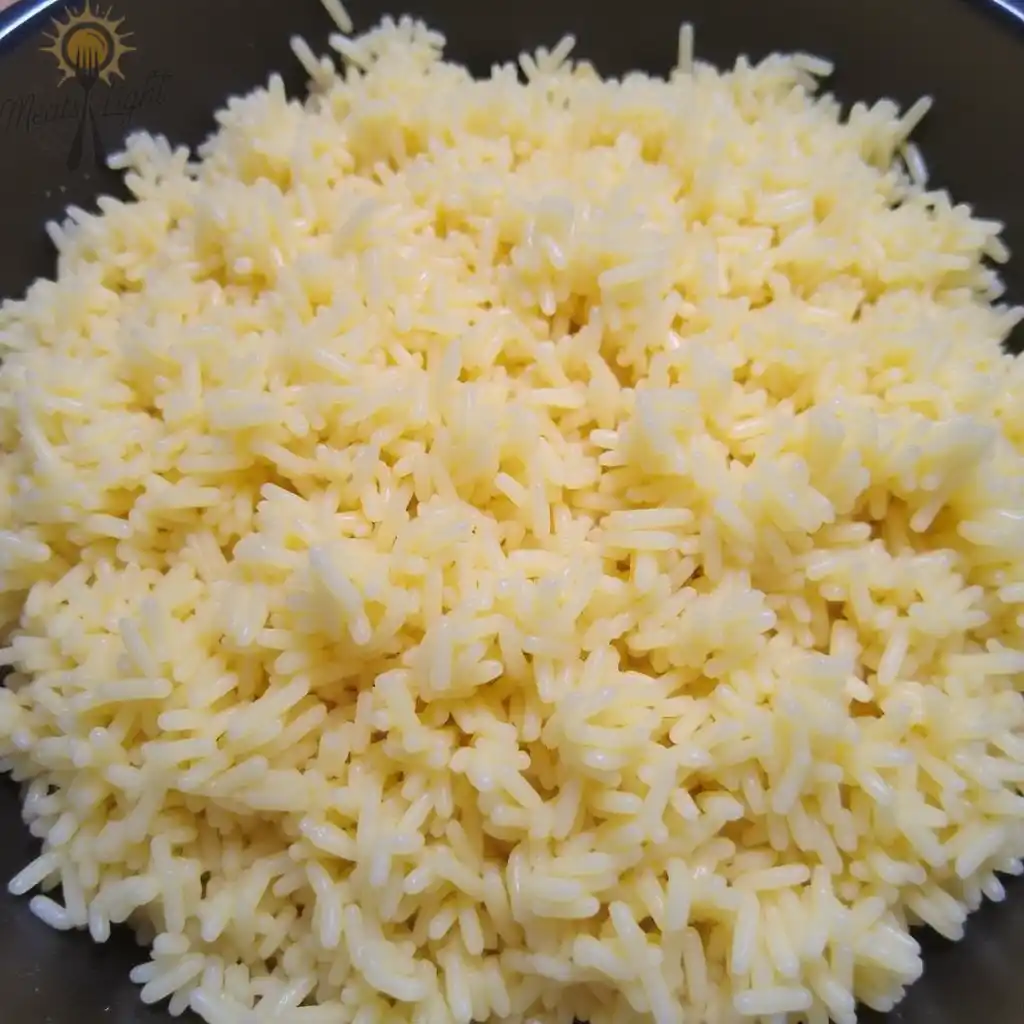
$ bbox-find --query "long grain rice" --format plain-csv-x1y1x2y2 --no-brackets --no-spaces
2,2,1024,1023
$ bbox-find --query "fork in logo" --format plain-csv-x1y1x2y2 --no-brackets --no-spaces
67,44,105,171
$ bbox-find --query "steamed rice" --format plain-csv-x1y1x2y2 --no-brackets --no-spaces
2,4,1024,1023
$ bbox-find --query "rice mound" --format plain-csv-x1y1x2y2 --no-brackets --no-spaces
2,7,1024,1024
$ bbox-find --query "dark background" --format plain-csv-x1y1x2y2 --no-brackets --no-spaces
0,0,1023,1021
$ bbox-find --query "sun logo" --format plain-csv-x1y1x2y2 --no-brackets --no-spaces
40,2,135,171
42,1,134,87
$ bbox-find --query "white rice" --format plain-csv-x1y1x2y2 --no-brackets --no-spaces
1,2,1023,1023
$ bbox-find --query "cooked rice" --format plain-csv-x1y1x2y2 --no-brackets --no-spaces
2,3,1024,1023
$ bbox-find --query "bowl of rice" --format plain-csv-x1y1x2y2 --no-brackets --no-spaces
1,1,1024,1023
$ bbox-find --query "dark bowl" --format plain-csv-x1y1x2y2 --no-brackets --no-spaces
1,1,1022,1023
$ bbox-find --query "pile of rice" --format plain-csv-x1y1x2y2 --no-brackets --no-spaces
2,3,1024,1023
